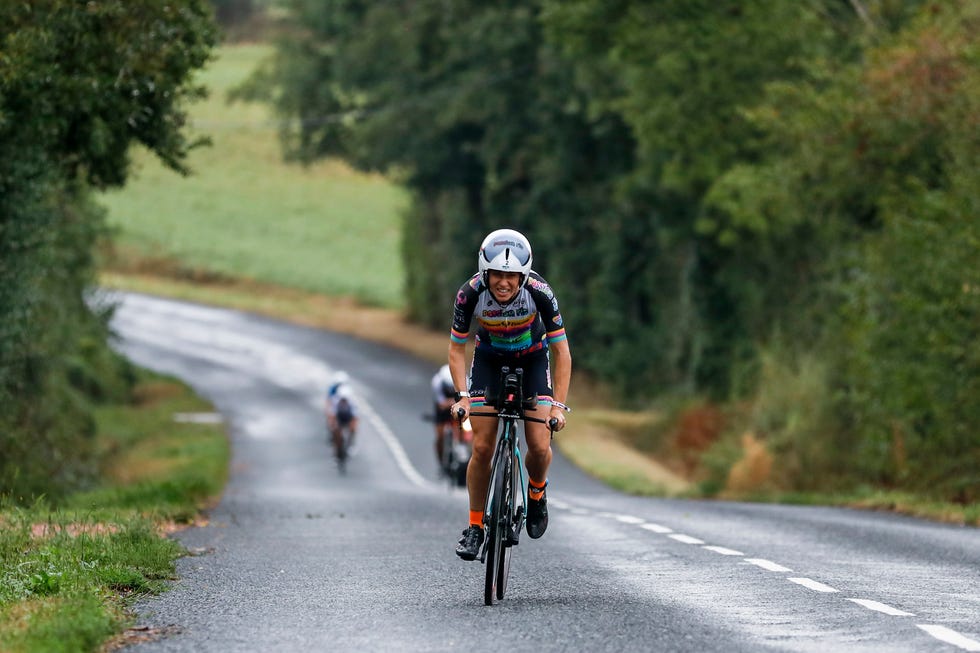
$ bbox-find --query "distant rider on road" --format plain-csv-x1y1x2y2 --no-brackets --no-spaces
326,372,358,460
432,364,472,472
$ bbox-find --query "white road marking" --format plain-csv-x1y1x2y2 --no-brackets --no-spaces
640,523,673,534
364,410,432,489
174,412,224,424
917,625,980,651
615,515,646,524
788,577,839,593
745,558,792,572
549,498,571,509
846,599,913,616
668,534,705,544
703,545,744,556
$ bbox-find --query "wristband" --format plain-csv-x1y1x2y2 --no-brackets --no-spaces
551,400,571,413
454,391,471,401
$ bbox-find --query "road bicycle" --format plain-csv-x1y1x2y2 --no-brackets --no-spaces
331,421,356,473
466,366,563,605
423,412,471,488
439,420,471,488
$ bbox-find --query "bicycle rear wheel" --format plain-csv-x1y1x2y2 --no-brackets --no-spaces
335,427,350,473
440,425,454,480
484,441,511,605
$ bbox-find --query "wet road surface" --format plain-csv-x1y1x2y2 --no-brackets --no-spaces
108,292,980,652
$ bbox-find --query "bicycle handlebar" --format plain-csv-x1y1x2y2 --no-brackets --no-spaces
466,409,565,434
454,366,569,434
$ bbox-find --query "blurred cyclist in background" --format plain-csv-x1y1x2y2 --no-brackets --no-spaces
432,364,473,476
326,371,358,460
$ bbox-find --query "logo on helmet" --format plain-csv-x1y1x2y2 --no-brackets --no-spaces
492,239,522,249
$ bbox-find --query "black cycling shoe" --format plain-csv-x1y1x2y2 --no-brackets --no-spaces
525,488,548,539
455,526,484,560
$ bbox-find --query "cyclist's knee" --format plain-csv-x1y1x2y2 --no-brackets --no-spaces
470,438,495,462
525,428,552,456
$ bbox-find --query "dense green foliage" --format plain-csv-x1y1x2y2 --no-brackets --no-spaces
251,0,978,500
0,1,217,500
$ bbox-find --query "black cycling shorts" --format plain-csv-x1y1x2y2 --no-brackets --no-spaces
468,347,554,407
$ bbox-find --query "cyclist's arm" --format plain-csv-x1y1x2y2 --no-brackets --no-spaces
448,277,479,417
549,338,572,430
448,340,470,416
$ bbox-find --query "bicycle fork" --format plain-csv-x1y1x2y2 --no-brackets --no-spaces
508,445,527,547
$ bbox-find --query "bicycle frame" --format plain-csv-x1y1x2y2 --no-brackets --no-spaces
481,405,527,553
466,366,556,604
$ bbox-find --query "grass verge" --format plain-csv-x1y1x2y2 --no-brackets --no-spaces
0,371,228,652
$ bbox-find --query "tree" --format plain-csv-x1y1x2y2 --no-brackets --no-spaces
0,0,217,499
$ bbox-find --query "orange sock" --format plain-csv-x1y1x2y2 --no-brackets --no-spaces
469,510,483,528
528,477,547,500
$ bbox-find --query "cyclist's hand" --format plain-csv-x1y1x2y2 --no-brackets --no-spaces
549,406,566,432
452,398,470,421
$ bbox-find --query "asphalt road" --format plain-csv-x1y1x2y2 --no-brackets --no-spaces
107,291,980,652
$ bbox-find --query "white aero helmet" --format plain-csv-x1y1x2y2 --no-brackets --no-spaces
331,370,350,387
478,228,533,287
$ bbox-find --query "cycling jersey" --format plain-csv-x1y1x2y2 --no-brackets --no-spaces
451,271,566,356
327,390,358,424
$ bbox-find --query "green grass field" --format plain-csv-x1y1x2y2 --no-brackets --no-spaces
100,44,408,308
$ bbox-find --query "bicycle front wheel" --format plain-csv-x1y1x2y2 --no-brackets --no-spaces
495,447,516,600
484,440,511,605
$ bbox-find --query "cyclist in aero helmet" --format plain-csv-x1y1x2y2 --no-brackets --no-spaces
431,363,470,471
447,228,572,560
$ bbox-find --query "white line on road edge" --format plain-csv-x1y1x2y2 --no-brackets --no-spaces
640,523,673,534
703,545,744,556
917,625,980,651
846,599,913,616
788,577,839,593
364,410,433,490
744,558,792,572
668,534,705,544
615,515,646,524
